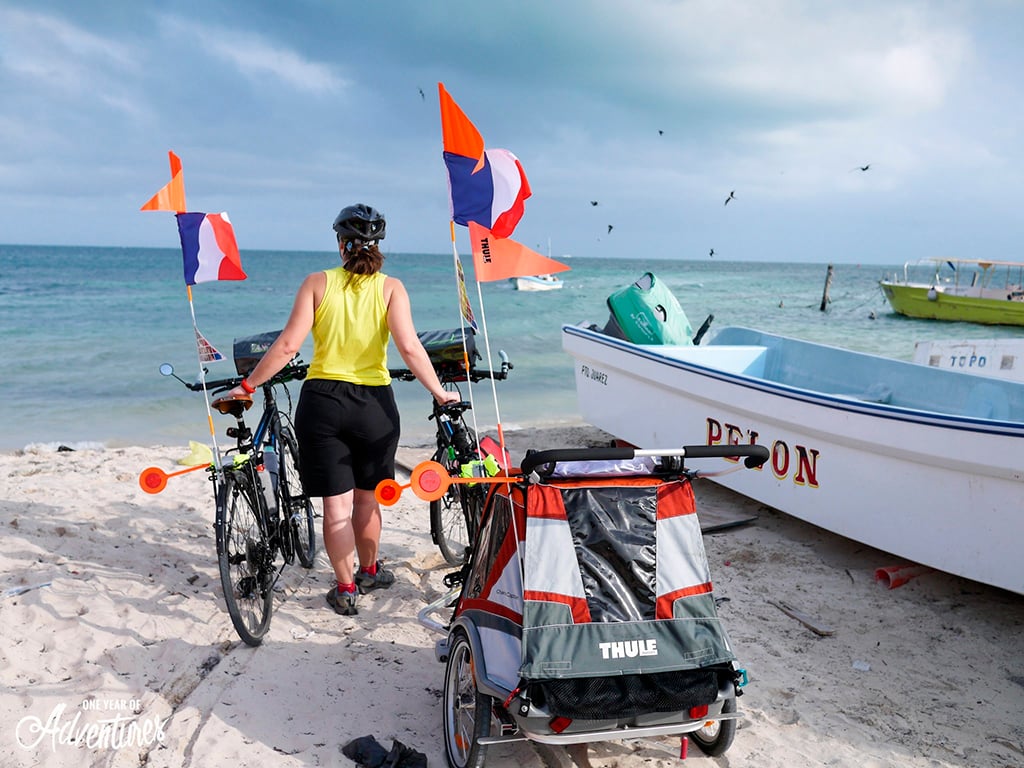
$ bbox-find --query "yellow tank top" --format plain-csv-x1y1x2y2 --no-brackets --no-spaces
307,269,391,385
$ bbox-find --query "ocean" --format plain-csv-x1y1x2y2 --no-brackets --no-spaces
3,244,1021,453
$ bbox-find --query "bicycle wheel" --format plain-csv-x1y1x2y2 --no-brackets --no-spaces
216,470,274,646
443,632,491,768
689,694,737,757
430,487,472,566
277,425,317,569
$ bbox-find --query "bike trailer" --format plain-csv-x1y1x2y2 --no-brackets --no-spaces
436,450,745,766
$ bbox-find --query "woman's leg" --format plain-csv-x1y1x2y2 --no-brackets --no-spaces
322,491,355,584
352,488,382,570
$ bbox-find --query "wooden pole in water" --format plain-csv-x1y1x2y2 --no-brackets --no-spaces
820,264,834,311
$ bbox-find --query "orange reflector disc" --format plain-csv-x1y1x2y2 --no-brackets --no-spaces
139,467,168,494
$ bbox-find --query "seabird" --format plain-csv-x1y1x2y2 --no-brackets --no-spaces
709,248,714,258
418,88,425,101
607,225,613,234
590,201,598,206
724,190,735,206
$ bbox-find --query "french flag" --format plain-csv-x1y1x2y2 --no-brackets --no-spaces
439,83,532,238
175,212,247,285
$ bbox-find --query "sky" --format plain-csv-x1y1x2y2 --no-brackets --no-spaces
1,0,1022,264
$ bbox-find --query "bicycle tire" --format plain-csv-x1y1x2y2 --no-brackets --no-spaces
276,425,317,569
430,484,473,566
443,631,491,768
216,469,274,646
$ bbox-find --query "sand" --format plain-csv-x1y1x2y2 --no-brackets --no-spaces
2,425,1022,768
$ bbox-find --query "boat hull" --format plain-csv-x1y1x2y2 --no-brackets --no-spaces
880,282,1024,326
913,338,1024,382
562,324,1024,595
513,275,563,291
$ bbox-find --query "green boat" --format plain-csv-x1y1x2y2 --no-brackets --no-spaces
879,258,1024,326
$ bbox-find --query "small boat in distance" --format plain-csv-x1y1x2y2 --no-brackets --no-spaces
511,274,564,291
879,258,1024,326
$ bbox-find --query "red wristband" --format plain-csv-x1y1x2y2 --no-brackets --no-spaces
240,378,256,394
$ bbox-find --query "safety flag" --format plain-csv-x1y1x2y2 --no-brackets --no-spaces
454,255,478,331
140,150,186,212
439,83,531,238
176,212,247,285
194,327,224,363
468,222,569,283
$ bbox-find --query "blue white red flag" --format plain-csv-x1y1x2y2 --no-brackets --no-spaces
194,327,224,363
175,212,247,285
454,255,478,331
439,83,531,238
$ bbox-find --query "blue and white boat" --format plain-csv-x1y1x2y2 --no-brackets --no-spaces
562,323,1024,595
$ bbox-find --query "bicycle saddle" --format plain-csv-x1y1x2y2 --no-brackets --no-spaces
212,393,254,417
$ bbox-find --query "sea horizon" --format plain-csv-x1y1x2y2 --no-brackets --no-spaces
4,243,1021,453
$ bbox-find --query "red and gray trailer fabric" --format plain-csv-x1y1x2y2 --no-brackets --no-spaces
454,473,735,695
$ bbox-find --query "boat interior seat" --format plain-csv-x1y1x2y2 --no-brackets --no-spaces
964,382,1011,420
665,345,768,377
829,383,893,405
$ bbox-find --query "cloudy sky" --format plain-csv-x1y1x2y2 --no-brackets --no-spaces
1,0,1021,263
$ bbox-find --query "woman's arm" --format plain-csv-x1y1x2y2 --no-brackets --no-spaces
227,272,320,395
385,277,459,404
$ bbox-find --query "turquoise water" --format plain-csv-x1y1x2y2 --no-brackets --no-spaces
3,244,1021,452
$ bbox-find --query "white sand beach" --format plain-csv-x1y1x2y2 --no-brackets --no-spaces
2,424,1022,767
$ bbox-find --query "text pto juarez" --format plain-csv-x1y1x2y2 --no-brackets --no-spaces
16,697,167,753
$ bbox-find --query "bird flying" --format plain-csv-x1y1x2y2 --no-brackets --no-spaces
724,190,735,206
607,224,613,234
590,200,598,206
709,248,714,258
851,163,871,172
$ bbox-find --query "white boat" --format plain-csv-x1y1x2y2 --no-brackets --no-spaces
912,338,1024,382
562,323,1024,595
512,274,564,291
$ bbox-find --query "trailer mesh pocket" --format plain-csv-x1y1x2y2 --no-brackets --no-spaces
529,668,719,719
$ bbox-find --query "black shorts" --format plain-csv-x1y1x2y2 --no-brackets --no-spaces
294,379,400,497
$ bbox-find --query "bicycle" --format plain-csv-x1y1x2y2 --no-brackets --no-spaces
390,334,512,566
160,355,317,646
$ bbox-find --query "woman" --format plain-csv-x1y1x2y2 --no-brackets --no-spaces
226,204,459,616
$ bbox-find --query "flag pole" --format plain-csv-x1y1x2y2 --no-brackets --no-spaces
185,284,223,471
447,222,484,455
470,275,509,467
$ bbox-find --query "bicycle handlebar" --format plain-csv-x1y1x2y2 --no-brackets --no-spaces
429,401,472,420
181,361,309,394
390,349,512,385
519,444,770,476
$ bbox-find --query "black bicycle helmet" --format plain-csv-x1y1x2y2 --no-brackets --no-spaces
332,204,386,243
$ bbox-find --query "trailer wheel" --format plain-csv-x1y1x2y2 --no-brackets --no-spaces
443,632,492,768
689,696,737,757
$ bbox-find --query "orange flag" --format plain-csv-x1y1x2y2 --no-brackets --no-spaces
468,221,569,282
438,83,485,174
140,151,186,212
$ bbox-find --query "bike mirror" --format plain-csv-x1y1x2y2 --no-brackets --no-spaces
159,363,174,377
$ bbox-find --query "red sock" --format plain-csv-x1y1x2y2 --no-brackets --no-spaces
337,581,356,594
360,562,378,577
